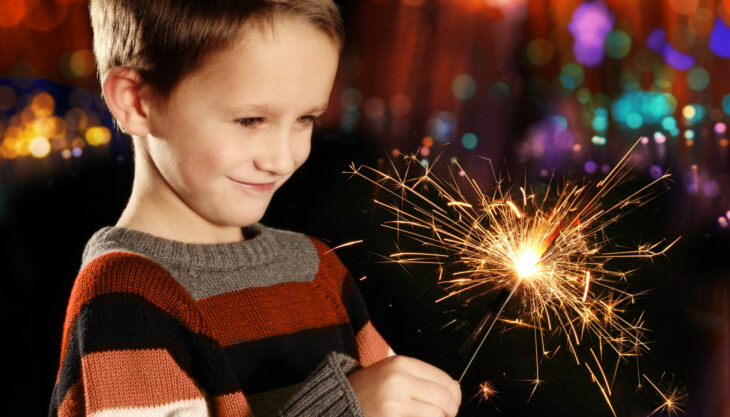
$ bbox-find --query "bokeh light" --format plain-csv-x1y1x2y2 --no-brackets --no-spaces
559,63,584,90
452,74,477,100
611,91,672,129
461,132,478,150
526,38,555,66
709,18,730,57
29,137,51,158
85,126,111,146
722,94,730,115
568,1,614,66
605,30,631,58
686,67,710,91
583,160,597,173
426,111,457,142
647,29,695,70
0,0,26,28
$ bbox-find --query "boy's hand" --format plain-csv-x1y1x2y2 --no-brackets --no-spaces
347,355,462,417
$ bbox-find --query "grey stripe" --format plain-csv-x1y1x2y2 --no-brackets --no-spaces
80,223,320,300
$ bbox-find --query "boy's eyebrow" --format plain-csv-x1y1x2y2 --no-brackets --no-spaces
307,104,329,114
229,103,329,115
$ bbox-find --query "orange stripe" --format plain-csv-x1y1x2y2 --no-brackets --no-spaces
198,279,350,346
213,392,253,417
308,237,349,296
57,380,84,417
81,348,203,413
356,321,393,367
197,238,353,346
58,252,210,375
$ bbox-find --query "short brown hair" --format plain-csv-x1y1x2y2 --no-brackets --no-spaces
90,0,344,97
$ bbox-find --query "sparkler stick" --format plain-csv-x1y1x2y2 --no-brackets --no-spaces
348,139,680,414
459,281,520,382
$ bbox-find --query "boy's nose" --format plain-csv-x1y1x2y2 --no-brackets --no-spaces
254,127,296,175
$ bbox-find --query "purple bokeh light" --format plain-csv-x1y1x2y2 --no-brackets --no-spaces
646,28,695,70
649,165,664,180
584,160,598,174
568,1,615,67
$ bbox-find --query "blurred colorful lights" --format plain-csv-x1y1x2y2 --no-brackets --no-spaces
461,132,478,150
559,63,584,90
647,29,695,70
661,116,677,131
611,91,672,129
525,39,555,66
605,30,631,59
722,94,730,115
649,165,664,180
568,1,614,67
452,74,477,100
427,111,457,142
709,18,730,58
681,104,705,123
584,160,597,173
686,67,710,91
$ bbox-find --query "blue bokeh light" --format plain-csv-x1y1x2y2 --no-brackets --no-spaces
709,18,730,58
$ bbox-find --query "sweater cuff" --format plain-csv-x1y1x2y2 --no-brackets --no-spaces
277,352,365,417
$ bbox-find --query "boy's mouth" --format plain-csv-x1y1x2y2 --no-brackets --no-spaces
229,178,276,192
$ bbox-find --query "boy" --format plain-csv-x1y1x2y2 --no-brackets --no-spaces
49,1,461,416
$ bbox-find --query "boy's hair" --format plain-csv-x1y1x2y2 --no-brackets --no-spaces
90,0,344,98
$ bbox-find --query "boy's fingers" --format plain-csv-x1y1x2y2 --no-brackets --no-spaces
406,376,460,417
404,400,447,417
397,357,461,404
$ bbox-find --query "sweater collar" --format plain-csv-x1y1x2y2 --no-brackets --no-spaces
88,223,279,270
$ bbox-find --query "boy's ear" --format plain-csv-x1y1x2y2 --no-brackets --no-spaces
101,67,153,136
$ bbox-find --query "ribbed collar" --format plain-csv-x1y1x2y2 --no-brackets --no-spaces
86,223,280,271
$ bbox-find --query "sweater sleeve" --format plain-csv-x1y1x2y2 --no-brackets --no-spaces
48,252,251,417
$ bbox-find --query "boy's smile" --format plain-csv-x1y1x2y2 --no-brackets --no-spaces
116,14,340,243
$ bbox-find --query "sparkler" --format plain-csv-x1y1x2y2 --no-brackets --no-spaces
348,139,680,415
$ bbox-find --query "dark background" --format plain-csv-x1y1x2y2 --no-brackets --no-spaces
1,0,729,416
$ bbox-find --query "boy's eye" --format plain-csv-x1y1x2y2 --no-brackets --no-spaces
235,117,264,128
298,115,317,126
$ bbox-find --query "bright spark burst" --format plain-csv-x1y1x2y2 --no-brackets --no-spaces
643,374,687,416
348,140,680,415
479,380,497,400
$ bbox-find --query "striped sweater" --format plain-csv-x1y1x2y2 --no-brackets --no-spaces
49,223,392,416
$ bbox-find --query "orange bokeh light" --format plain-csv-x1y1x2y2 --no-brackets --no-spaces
23,0,68,31
0,0,26,27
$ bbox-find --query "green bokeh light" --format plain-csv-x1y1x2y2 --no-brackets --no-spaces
452,74,477,100
559,63,585,90
605,30,632,59
687,67,710,91
576,87,591,103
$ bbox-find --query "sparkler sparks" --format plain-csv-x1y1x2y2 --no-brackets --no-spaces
642,374,687,416
348,139,680,415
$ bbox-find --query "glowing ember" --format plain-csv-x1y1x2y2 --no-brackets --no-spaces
515,247,541,280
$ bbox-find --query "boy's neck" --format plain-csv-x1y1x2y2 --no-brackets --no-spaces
116,144,246,245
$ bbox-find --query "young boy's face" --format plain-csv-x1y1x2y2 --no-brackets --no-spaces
139,14,339,241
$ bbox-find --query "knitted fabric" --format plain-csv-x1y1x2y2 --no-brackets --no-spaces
49,223,392,416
